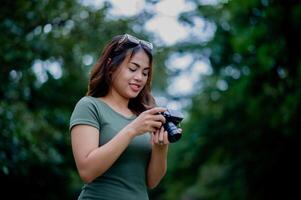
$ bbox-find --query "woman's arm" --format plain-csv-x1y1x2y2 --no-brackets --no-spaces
147,127,183,189
71,107,166,183
147,145,168,189
146,127,169,189
71,125,134,183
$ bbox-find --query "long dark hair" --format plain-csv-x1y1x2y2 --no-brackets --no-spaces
86,35,156,115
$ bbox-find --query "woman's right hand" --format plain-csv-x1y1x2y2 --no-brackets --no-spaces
126,107,167,138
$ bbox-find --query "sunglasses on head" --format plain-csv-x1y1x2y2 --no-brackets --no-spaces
116,34,153,52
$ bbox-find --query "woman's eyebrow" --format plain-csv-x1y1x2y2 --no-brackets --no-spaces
130,62,150,70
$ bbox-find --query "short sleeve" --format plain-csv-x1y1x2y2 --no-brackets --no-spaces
69,96,100,131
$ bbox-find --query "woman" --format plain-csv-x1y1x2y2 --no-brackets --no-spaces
69,34,181,200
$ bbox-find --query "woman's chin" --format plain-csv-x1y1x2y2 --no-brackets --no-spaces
129,92,141,99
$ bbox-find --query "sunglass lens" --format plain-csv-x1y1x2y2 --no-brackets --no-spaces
117,34,153,52
141,41,153,50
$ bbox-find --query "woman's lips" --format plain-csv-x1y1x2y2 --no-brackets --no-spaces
129,83,141,92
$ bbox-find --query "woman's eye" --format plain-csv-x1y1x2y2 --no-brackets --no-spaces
142,69,149,76
129,68,136,72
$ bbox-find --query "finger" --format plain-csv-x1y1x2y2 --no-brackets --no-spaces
150,132,154,143
158,127,164,143
147,107,166,115
151,114,166,123
150,121,163,130
150,127,159,133
163,131,169,144
154,129,159,143
152,132,157,144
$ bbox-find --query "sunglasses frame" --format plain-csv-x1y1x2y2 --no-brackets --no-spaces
117,34,153,51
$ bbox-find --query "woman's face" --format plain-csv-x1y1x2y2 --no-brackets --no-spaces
110,50,150,100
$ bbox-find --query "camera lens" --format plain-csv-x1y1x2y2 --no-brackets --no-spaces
163,122,182,143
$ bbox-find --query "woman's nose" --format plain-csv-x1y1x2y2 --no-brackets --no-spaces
134,72,143,81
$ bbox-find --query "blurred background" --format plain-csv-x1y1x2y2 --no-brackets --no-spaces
1,0,300,199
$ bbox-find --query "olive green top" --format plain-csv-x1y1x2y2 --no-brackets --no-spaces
70,96,152,200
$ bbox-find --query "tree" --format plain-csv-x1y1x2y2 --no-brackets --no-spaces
164,0,301,199
0,0,162,199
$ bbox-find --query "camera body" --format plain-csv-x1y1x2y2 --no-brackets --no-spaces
161,109,184,143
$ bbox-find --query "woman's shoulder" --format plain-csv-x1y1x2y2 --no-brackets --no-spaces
70,96,101,131
71,96,99,112
76,96,97,105
75,96,109,112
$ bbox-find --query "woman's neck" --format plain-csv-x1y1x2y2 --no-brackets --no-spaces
101,91,130,112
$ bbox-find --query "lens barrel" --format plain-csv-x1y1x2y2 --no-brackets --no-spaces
163,122,182,143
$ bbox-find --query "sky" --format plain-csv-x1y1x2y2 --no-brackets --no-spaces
80,0,196,44
95,0,216,45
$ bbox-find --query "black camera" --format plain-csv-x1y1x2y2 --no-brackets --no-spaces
161,109,184,143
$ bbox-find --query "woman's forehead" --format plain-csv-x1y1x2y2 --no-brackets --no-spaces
128,50,151,68
120,50,151,68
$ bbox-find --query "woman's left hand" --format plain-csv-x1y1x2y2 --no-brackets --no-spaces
151,126,182,147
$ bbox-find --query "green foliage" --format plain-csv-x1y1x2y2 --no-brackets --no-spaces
0,0,162,199
164,0,301,199
2,0,300,199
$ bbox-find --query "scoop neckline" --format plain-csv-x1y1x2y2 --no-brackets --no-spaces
88,96,137,120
